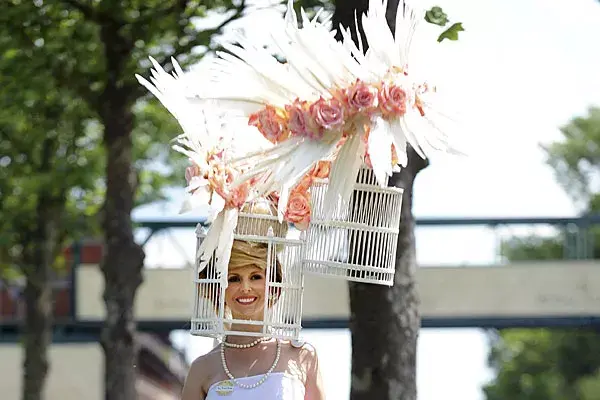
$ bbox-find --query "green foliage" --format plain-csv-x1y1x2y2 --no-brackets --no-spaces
132,100,188,206
294,0,334,17
500,235,564,261
425,6,448,26
577,371,600,400
424,6,464,42
544,107,600,209
484,329,600,400
0,0,249,108
0,0,253,277
485,330,568,400
0,54,102,277
484,107,600,399
436,22,464,42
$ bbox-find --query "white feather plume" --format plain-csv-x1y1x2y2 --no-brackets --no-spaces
323,130,366,218
195,208,239,288
368,117,394,187
173,0,460,208
137,0,463,227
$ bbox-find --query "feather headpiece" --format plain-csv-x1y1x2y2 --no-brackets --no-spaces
136,0,461,282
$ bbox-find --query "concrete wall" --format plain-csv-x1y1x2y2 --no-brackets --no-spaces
0,344,181,400
0,344,102,400
75,260,600,322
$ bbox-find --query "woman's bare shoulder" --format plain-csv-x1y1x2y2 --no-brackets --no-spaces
282,340,320,365
290,340,317,354
289,341,325,399
189,345,221,375
183,345,222,398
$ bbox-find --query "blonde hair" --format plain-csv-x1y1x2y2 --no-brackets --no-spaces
228,240,283,284
198,198,287,311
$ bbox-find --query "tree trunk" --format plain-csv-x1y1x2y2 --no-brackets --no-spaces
22,195,63,400
97,20,144,400
348,147,427,400
332,2,428,399
100,94,145,400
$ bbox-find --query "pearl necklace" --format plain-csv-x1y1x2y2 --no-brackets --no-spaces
222,336,269,349
220,339,281,389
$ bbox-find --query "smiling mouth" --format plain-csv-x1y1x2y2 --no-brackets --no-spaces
236,296,257,305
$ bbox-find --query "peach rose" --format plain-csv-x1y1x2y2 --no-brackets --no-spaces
225,182,250,209
309,97,344,131
295,174,313,193
284,190,311,231
311,160,331,179
249,105,287,143
378,83,407,117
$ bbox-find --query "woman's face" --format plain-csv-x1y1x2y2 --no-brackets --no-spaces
225,265,267,320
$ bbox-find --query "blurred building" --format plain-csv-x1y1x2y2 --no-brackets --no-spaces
0,240,188,400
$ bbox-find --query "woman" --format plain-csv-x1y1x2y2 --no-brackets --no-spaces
182,237,326,399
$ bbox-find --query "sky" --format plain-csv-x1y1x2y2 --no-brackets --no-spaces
134,0,600,399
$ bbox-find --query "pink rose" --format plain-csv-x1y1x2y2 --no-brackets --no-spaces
286,103,309,137
378,83,407,117
284,190,311,230
249,105,287,143
309,97,344,131
347,81,377,112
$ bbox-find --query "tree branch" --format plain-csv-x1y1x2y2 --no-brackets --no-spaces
133,0,188,29
153,0,247,68
1,7,100,109
129,1,248,103
59,0,99,21
388,146,429,190
52,66,100,111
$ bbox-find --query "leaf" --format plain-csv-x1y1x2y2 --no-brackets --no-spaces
0,263,22,282
437,22,465,42
425,6,448,26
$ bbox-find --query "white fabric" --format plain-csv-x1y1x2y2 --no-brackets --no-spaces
206,372,305,400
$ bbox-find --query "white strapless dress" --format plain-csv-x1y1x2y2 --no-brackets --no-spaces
206,372,305,400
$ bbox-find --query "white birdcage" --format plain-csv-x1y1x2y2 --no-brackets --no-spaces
191,203,305,340
303,166,404,286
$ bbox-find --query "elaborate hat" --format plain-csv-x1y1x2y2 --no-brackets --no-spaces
180,0,462,220
136,0,462,335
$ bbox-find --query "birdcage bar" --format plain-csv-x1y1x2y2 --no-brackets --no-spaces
303,166,403,286
190,207,305,340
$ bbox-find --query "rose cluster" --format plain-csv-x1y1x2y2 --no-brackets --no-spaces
258,160,331,231
281,160,331,230
185,156,332,231
248,79,409,144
